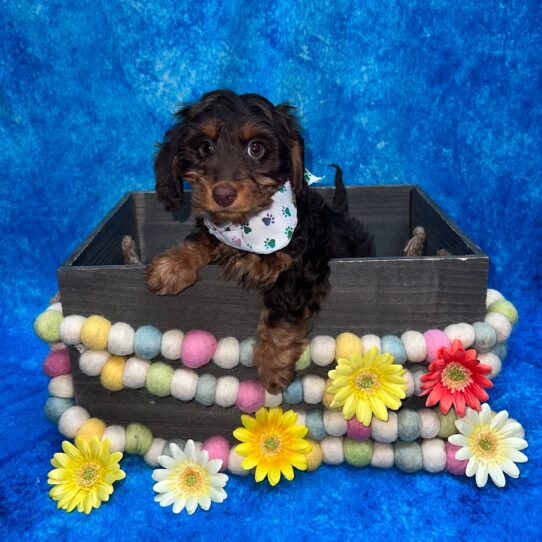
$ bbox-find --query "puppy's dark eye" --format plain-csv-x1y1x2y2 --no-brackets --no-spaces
247,140,265,159
199,140,214,158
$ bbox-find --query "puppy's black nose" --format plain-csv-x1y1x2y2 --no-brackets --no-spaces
212,184,237,207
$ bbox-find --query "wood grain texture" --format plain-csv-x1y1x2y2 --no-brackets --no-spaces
69,347,427,442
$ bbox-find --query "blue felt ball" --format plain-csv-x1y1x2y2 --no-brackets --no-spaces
44,397,75,423
473,322,497,352
492,342,508,360
306,409,326,440
381,335,407,364
283,377,303,404
134,325,162,360
194,374,217,406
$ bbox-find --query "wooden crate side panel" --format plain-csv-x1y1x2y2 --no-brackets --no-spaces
59,256,487,337
134,186,413,262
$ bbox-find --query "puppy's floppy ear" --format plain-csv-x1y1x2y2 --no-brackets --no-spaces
154,135,183,211
275,103,305,195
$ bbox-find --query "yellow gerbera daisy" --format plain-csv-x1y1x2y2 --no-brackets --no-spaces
48,436,125,514
449,403,528,488
233,407,312,486
328,347,407,426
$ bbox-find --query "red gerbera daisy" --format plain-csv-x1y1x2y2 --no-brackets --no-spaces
420,339,493,417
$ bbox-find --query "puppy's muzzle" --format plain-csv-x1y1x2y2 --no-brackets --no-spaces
212,183,238,207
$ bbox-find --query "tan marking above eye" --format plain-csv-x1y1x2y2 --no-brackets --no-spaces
198,121,219,140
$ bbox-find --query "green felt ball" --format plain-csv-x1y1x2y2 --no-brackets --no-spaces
145,362,174,397
295,344,311,371
125,423,153,455
487,299,519,325
343,438,373,467
34,310,63,342
437,409,457,438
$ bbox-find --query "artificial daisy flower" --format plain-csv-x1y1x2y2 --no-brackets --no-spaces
420,339,493,416
449,403,528,488
48,436,125,514
327,347,407,426
233,407,311,486
152,440,228,514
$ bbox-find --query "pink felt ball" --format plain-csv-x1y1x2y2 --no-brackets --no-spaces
445,442,468,475
347,417,372,441
43,348,71,377
202,436,230,472
424,329,451,363
181,330,217,369
236,380,265,413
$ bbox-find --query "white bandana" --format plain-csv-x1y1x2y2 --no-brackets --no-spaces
204,181,298,254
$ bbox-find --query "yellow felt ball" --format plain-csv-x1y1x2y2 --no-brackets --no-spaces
76,418,106,441
100,356,126,391
305,439,323,471
80,315,112,350
335,332,362,360
322,378,335,409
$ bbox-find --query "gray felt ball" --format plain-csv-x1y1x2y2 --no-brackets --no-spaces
239,337,257,367
398,409,421,441
394,441,423,473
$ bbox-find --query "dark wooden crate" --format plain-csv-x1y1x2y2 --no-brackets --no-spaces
58,186,488,440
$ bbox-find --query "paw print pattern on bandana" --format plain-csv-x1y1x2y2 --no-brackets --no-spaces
264,238,276,250
282,206,291,218
262,213,275,226
284,226,294,240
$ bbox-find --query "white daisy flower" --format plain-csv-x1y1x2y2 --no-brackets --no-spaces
152,439,228,514
448,403,528,488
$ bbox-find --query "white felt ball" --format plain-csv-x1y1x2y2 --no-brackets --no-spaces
370,442,394,469
50,342,66,351
478,352,502,379
310,336,336,366
228,447,250,476
123,357,151,388
46,302,63,314
421,438,446,473
213,337,240,369
361,334,381,354
410,365,427,395
302,375,326,404
48,375,74,398
102,425,126,453
486,288,504,308
144,438,167,466
295,410,306,427
215,376,240,407
404,369,415,398
264,391,283,407
58,406,89,438
79,350,109,376
321,437,344,465
444,323,475,348
170,368,198,401
485,312,512,342
108,322,135,356
401,330,427,362
160,329,184,360
371,412,398,443
323,410,347,436
59,315,86,345
419,409,441,439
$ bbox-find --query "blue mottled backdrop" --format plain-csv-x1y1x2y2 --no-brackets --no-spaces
1,1,541,540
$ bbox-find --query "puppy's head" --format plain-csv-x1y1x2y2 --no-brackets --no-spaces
154,90,305,224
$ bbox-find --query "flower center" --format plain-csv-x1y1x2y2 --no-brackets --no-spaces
76,463,99,488
355,372,378,392
473,431,498,458
179,466,205,494
441,362,471,391
260,434,282,457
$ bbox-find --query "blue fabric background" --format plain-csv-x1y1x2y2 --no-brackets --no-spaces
1,1,541,540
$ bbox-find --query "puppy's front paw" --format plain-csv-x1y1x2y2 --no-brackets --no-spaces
145,255,198,295
253,341,295,394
